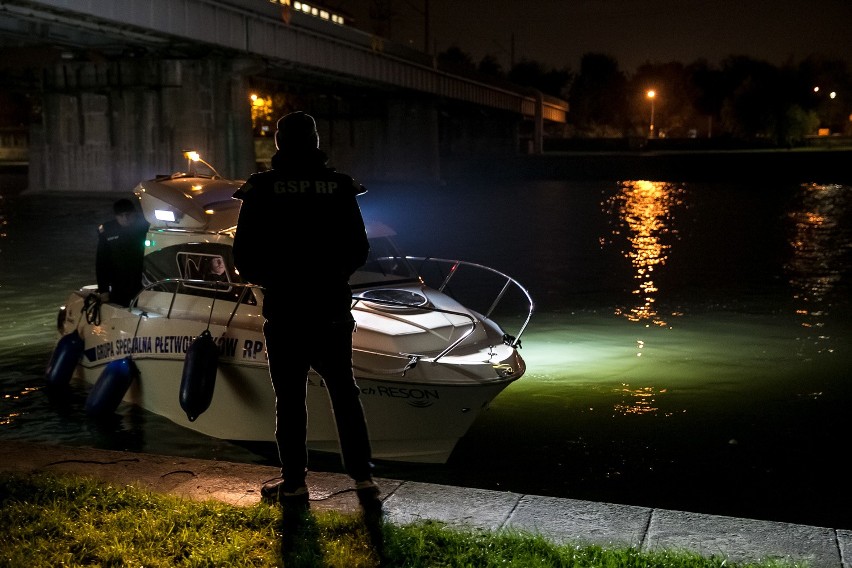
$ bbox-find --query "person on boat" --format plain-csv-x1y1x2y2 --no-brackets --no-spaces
202,255,228,283
96,198,150,307
231,111,380,513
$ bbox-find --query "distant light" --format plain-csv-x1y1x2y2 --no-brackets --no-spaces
647,90,655,99
155,210,176,222
830,91,837,99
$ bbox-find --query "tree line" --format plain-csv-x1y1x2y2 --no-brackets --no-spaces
436,46,852,146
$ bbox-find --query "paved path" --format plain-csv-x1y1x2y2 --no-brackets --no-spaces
1,440,849,567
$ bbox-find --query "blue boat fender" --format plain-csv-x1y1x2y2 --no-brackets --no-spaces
179,329,218,422
85,356,137,417
45,330,85,388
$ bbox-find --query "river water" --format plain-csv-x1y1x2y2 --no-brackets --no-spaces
1,168,850,530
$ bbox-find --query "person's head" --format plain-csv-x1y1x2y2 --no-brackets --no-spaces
275,111,319,152
207,256,226,275
113,199,137,227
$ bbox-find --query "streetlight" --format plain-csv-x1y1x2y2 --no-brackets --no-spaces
646,90,656,138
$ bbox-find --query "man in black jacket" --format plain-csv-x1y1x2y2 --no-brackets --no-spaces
96,198,150,306
232,111,380,511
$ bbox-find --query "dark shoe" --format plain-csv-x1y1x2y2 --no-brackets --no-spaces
355,479,382,511
261,478,309,505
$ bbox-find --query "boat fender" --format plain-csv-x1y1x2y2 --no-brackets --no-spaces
179,329,218,422
85,356,136,417
45,330,85,388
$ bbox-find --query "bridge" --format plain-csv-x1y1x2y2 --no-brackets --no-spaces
0,0,568,190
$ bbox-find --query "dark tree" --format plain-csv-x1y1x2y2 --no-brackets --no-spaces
437,45,477,74
508,58,571,99
630,61,699,138
567,53,628,137
795,55,852,135
477,54,504,79
686,59,727,138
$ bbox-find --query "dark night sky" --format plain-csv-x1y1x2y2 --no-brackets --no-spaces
348,0,852,73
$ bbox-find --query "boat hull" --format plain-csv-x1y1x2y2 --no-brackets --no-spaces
74,360,513,463
61,290,524,463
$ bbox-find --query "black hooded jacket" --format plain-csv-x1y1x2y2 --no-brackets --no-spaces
96,215,150,306
231,148,369,320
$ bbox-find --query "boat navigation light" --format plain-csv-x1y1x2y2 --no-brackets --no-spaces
155,209,176,222
182,149,222,179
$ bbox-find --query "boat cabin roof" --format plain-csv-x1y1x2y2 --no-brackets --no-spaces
133,171,398,241
134,174,244,233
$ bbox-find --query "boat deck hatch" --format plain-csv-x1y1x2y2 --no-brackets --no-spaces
357,289,428,309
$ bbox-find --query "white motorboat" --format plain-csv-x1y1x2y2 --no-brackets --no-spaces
47,152,533,464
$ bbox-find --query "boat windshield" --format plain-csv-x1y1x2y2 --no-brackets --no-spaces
351,236,419,289
143,242,256,304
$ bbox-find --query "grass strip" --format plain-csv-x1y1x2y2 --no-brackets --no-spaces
0,472,802,568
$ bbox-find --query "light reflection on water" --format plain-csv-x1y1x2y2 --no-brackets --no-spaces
786,183,847,356
613,384,669,416
604,180,685,327
1,176,850,529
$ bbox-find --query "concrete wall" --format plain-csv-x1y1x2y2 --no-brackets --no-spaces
28,57,256,193
25,56,522,192
317,98,440,183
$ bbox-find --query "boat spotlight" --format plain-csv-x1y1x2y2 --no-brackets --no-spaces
155,209,176,222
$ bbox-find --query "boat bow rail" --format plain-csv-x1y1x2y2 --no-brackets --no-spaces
352,255,533,368
389,256,531,346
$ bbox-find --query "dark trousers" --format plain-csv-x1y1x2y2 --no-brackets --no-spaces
263,318,374,484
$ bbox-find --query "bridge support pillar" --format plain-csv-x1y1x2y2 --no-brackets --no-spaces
313,97,440,184
27,57,255,193
381,98,440,182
